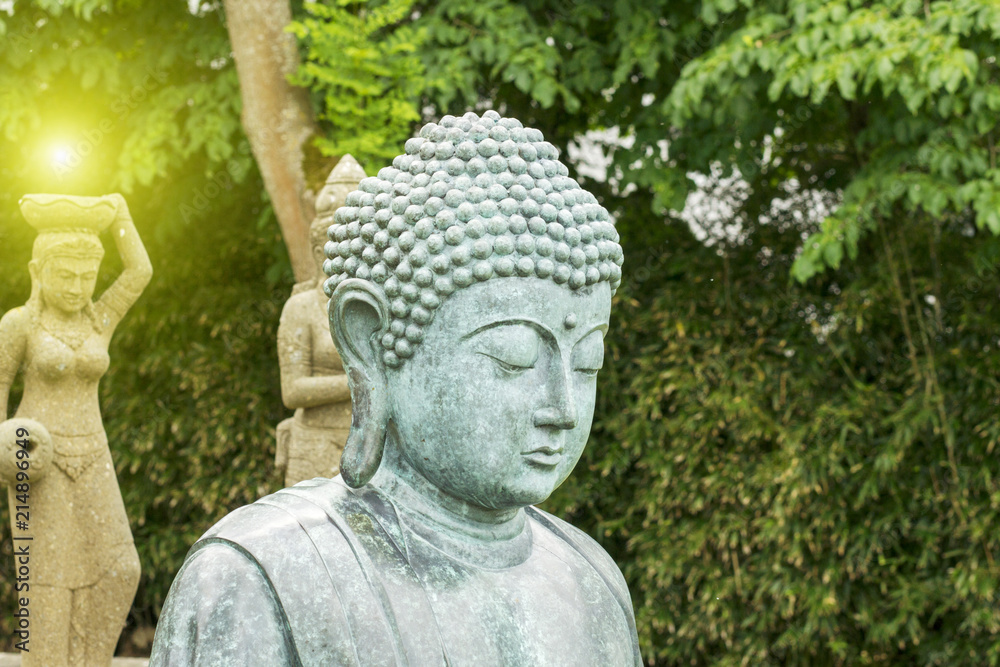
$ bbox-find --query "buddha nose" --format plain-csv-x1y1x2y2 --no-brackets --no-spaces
532,360,578,430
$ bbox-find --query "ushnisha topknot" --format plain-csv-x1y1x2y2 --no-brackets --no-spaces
323,110,624,368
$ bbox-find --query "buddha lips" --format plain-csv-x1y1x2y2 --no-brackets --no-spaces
324,110,625,368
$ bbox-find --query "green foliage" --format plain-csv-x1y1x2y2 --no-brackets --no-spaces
662,0,1000,281
290,0,427,170
416,0,687,133
0,1,249,198
420,0,580,111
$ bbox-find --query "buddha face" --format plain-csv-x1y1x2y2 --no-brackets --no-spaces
386,277,612,510
35,255,100,316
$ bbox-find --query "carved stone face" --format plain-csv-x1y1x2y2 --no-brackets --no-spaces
386,277,612,510
37,255,100,315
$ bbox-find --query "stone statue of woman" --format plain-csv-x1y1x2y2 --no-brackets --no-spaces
151,111,639,666
0,193,151,667
275,156,366,486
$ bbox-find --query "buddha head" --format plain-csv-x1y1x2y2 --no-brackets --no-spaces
325,111,623,512
21,195,115,318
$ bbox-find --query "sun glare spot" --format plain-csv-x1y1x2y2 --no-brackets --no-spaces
51,146,75,171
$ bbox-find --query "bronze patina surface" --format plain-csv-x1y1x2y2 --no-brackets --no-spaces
151,112,637,666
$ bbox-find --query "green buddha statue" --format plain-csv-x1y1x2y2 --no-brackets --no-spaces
150,111,638,666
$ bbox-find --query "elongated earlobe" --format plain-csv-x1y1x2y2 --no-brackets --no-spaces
329,279,390,487
340,368,388,487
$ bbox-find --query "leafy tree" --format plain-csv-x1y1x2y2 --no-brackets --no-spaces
0,1,248,199
664,0,1000,283
290,0,426,167
637,4,1000,662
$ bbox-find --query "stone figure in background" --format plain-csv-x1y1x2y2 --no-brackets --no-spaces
275,155,367,486
151,111,639,666
0,194,151,667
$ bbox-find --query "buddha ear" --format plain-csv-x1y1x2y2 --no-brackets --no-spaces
330,278,389,376
329,279,390,488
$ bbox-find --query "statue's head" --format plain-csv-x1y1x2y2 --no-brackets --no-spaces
326,111,623,511
20,195,114,317
312,155,367,277
30,235,103,316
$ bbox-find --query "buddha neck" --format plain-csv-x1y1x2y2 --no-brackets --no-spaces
374,442,526,544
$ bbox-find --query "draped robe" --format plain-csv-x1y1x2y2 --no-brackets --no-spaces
150,477,642,666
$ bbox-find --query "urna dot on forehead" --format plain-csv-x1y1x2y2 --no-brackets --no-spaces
323,110,624,368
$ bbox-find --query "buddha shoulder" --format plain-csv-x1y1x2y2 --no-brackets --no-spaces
526,506,632,604
202,478,360,558
152,479,380,667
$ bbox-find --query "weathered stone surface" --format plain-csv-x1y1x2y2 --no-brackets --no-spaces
275,155,366,486
150,112,639,666
0,653,148,666
0,194,152,667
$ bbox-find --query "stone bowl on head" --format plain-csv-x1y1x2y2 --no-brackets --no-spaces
19,193,120,233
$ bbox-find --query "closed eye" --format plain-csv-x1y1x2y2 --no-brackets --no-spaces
480,352,534,374
571,329,604,378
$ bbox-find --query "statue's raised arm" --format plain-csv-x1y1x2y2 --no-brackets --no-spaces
95,193,153,331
